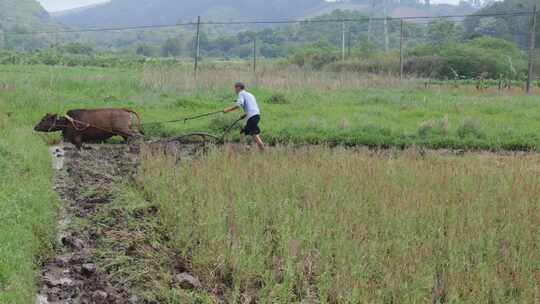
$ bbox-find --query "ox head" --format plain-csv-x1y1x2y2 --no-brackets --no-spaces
34,113,64,132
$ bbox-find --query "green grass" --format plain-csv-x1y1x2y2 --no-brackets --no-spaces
0,100,58,303
1,64,540,151
134,146,540,303
0,62,539,303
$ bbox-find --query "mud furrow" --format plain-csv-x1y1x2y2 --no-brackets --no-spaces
37,144,140,304
36,140,210,304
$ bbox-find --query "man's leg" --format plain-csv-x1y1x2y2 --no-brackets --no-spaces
253,134,265,151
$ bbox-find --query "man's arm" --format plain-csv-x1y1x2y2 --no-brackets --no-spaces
223,105,240,113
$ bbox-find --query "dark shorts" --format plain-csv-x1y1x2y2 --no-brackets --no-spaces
241,115,261,136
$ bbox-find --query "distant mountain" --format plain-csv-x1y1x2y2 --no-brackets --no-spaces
54,0,326,28
51,3,106,18
54,0,478,29
0,0,57,31
305,2,476,19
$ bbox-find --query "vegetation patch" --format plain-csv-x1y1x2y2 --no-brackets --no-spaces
131,146,540,303
265,94,290,105
0,126,58,303
457,117,486,139
418,115,449,138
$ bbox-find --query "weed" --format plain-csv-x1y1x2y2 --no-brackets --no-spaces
265,94,290,105
418,115,449,138
457,117,486,139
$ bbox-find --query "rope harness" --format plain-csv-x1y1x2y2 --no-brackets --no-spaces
64,114,120,135
46,110,244,144
141,110,224,126
47,116,60,132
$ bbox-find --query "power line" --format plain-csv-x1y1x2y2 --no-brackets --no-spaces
3,10,535,37
202,10,533,25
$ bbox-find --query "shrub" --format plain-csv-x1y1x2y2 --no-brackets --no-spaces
407,37,526,79
59,43,94,55
457,118,485,139
418,116,449,138
325,54,400,74
288,40,340,69
404,55,441,78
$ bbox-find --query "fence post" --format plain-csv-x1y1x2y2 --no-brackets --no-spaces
194,16,201,81
399,18,404,81
527,6,537,94
253,37,257,86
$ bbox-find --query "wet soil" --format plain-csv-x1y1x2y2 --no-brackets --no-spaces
36,141,207,304
37,144,140,304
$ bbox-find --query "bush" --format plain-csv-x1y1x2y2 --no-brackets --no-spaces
326,55,399,74
0,49,150,68
418,116,449,138
59,43,94,55
404,55,441,78
407,37,527,79
457,118,485,139
288,40,340,69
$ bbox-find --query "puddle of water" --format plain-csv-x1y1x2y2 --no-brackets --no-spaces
49,145,65,170
37,146,65,304
35,294,48,304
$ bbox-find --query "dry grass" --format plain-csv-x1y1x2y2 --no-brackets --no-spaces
135,146,540,303
139,62,419,92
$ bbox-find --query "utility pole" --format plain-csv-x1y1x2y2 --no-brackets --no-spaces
347,30,352,58
0,29,4,50
383,0,389,52
368,0,376,43
399,19,404,80
527,6,537,94
342,21,346,61
253,37,257,86
194,16,201,80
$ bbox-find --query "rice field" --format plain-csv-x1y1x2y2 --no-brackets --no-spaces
133,146,540,303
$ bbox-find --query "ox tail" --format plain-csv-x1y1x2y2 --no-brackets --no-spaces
122,108,142,132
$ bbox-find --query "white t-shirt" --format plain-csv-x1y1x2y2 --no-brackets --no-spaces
236,90,260,119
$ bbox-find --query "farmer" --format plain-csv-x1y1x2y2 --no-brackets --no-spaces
224,82,265,150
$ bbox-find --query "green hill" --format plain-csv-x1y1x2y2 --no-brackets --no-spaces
0,0,61,50
0,0,56,31
54,0,326,28
54,0,477,29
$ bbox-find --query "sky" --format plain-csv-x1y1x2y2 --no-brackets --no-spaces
37,0,462,12
37,0,109,12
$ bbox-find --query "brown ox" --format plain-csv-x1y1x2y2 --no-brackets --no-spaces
34,108,141,149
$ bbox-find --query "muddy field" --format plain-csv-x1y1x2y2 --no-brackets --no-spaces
36,141,207,304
